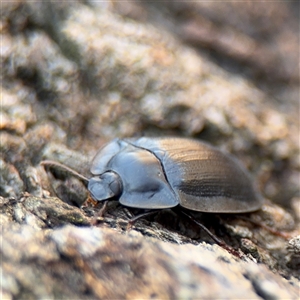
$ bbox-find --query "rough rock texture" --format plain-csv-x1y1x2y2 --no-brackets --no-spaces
1,223,298,299
1,1,299,299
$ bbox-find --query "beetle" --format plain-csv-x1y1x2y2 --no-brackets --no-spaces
88,137,263,213
41,137,264,256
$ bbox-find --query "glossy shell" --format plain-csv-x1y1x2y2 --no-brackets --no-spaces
89,137,263,213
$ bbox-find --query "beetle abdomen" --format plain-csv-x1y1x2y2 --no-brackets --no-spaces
130,137,263,213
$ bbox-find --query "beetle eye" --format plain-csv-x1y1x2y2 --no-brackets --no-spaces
109,180,121,195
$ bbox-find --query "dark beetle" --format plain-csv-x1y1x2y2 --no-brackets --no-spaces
88,137,263,213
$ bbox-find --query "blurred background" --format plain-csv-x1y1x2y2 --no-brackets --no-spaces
1,1,299,210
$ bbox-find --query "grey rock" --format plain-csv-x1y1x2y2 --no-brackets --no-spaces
1,1,299,298
1,224,299,299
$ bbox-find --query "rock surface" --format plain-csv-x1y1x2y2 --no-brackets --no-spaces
2,222,298,299
1,1,299,299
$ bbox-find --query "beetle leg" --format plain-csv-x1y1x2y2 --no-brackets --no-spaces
126,210,160,231
179,210,243,258
96,200,109,218
123,207,134,219
237,215,291,239
90,201,109,226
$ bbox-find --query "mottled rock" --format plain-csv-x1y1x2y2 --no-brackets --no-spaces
1,224,299,299
1,1,299,298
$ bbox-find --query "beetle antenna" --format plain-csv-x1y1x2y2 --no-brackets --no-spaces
40,160,89,183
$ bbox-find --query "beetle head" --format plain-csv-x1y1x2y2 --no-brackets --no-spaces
88,171,122,201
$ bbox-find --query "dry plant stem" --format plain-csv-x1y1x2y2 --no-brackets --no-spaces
40,160,89,184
